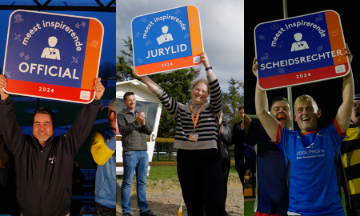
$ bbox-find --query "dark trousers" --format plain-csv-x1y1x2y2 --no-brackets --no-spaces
221,158,231,205
235,156,244,187
177,149,226,216
347,208,360,216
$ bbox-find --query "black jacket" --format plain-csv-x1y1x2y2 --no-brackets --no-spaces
0,134,19,216
217,122,233,159
0,97,101,216
232,120,244,159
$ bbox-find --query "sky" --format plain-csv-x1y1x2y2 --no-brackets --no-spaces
117,0,244,93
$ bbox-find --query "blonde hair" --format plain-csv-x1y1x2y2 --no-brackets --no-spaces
294,94,318,111
192,79,210,93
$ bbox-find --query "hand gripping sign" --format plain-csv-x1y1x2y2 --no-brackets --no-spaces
132,5,204,76
3,10,104,103
254,10,350,90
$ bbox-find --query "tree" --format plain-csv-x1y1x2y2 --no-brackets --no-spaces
117,36,200,137
116,36,133,81
222,77,244,126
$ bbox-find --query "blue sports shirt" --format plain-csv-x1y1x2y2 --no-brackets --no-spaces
275,119,345,216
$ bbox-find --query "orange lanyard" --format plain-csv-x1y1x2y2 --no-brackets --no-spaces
190,104,206,130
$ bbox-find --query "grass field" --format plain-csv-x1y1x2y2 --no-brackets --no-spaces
244,193,348,216
117,157,239,181
10,88,114,169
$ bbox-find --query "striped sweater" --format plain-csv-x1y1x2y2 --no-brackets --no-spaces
153,73,222,150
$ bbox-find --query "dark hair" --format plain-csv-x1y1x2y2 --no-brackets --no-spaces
33,107,55,129
270,97,290,110
238,104,244,111
123,92,135,101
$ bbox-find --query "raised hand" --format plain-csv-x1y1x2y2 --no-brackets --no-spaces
200,52,210,68
345,44,352,63
252,58,258,77
0,75,9,100
94,77,105,100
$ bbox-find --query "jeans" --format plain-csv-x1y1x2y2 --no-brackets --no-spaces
121,150,149,213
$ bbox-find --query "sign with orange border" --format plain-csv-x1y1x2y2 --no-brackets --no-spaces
3,10,103,103
132,5,203,76
254,10,350,90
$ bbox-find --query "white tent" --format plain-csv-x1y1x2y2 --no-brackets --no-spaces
116,79,162,175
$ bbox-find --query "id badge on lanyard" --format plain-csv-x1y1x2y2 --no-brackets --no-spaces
189,104,205,142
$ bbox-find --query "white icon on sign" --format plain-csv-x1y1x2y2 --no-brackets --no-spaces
278,68,285,73
141,16,147,23
4,71,11,78
317,45,323,52
271,23,279,30
20,52,29,60
258,35,265,40
315,14,323,22
14,14,24,23
71,56,79,63
91,40,99,49
145,40,152,46
14,33,21,41
291,33,309,52
331,29,339,36
261,53,269,61
157,26,174,45
41,36,61,60
174,9,182,15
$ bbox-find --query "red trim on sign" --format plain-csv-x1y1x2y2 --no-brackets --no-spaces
135,55,202,76
4,79,94,103
258,64,349,90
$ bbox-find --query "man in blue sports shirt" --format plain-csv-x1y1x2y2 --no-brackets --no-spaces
253,44,354,216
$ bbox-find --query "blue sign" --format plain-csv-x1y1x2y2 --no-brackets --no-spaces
3,10,103,103
254,10,349,90
131,5,203,76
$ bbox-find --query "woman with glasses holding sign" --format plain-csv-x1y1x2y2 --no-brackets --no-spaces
133,52,226,216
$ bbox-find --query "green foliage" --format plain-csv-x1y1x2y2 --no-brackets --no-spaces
116,36,134,81
222,77,244,126
148,166,178,181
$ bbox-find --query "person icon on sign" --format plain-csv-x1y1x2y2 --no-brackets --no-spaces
156,26,174,45
41,36,61,60
291,33,309,52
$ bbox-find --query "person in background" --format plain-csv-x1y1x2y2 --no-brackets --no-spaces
118,93,155,216
0,132,19,216
217,112,233,216
232,105,244,187
91,99,117,215
339,94,360,216
70,162,85,215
